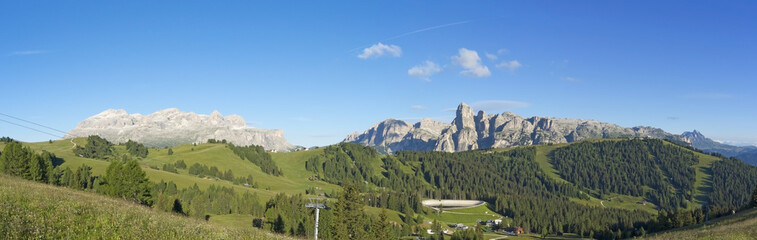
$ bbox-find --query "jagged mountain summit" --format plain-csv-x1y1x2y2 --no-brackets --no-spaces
345,102,682,154
681,130,757,166
64,108,294,152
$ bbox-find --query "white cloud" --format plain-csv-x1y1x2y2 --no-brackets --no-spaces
496,60,522,71
562,77,580,82
497,49,510,54
358,43,402,59
408,61,442,81
410,105,425,110
470,100,530,112
713,137,757,147
452,48,490,77
9,50,46,56
485,53,498,60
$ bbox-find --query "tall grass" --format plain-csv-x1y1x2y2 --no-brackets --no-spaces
0,174,292,239
644,207,757,240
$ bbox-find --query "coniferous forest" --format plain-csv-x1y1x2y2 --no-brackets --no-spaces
2,136,757,239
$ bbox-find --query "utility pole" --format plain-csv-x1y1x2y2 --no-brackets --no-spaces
306,198,328,240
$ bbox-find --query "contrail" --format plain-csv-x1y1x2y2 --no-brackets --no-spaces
384,20,473,42
349,19,475,53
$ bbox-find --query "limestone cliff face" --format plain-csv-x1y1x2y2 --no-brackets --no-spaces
64,108,294,152
345,102,682,154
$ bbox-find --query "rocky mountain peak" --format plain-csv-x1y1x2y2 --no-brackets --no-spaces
346,102,684,154
454,102,475,131
65,108,294,151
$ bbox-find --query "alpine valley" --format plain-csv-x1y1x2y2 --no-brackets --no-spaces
2,103,757,240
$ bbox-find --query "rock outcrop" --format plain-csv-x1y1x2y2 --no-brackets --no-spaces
64,108,294,152
345,102,683,154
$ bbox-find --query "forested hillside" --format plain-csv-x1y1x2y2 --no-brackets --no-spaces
552,139,698,210
3,136,757,239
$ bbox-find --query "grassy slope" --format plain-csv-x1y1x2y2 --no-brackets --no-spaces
643,207,757,240
0,174,291,240
11,139,343,202
3,139,406,231
1,137,730,235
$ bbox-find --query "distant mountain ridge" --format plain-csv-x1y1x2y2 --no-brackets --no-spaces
681,130,757,166
345,102,684,154
64,108,294,152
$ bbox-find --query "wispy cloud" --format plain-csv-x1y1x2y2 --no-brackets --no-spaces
469,100,530,112
682,93,735,99
497,49,510,55
666,116,679,120
358,43,402,59
496,60,522,71
713,136,757,147
9,50,46,56
349,20,474,53
452,48,490,77
408,61,442,81
410,105,425,110
485,53,498,60
562,77,580,82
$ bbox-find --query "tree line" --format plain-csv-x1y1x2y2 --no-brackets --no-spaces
228,143,282,176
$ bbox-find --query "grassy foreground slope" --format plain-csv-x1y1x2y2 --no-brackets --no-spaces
643,207,757,240
9,139,342,202
0,174,291,240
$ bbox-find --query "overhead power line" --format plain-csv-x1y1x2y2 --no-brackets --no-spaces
0,118,62,138
0,112,68,134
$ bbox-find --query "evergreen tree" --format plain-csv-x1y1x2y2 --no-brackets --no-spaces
28,153,44,182
1,142,27,176
101,160,153,205
296,221,306,237
752,185,757,208
432,219,444,240
371,209,393,240
332,181,366,239
168,148,173,155
273,214,286,233
74,135,114,159
125,140,148,158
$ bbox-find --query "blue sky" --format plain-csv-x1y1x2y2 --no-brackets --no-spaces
2,1,756,147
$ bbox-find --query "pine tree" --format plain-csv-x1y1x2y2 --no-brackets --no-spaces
752,185,757,208
1,142,27,176
168,148,173,155
432,219,443,240
28,154,44,182
273,214,286,233
371,209,393,240
101,160,152,205
296,221,306,237
332,181,366,239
